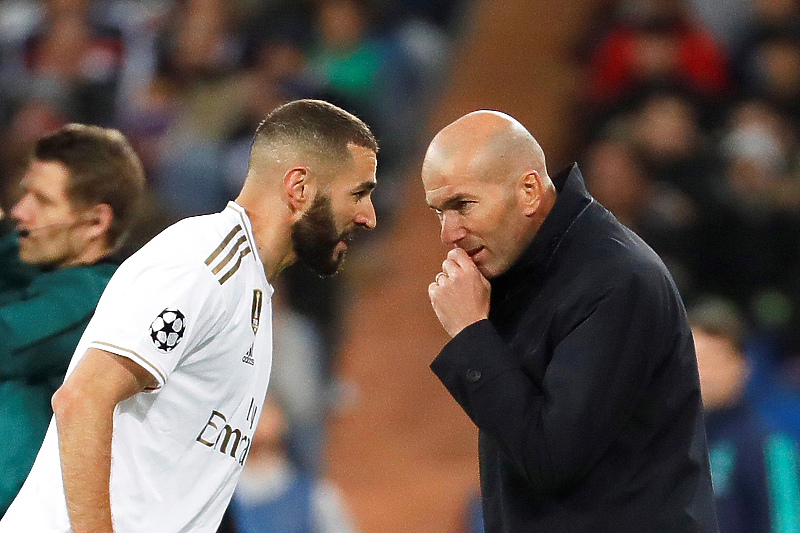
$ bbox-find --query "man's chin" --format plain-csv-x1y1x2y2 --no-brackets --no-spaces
302,250,346,278
334,240,348,255
16,246,38,265
476,261,500,280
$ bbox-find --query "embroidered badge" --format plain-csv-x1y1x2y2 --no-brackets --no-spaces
251,289,263,334
149,308,186,352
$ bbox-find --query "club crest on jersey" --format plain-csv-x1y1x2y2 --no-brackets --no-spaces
251,289,263,334
149,308,186,352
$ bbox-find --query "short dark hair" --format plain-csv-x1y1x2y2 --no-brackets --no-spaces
251,99,378,166
687,297,746,352
34,124,145,250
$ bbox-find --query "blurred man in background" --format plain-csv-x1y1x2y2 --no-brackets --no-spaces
691,297,800,533
227,395,358,533
424,110,717,532
0,123,145,516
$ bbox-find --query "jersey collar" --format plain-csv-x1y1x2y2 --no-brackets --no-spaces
225,201,273,293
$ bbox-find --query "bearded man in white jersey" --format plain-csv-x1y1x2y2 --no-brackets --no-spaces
0,99,378,533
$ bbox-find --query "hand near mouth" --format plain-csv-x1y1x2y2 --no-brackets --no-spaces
428,247,491,337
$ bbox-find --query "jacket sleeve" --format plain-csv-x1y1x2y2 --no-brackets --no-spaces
0,269,107,379
430,269,673,497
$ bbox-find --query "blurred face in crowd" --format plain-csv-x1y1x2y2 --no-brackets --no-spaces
423,111,553,280
250,398,288,454
11,160,95,268
693,328,748,411
584,139,648,224
317,0,365,50
291,143,376,276
635,94,699,162
756,39,800,101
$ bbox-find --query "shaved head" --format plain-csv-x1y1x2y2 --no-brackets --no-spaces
423,110,548,188
421,110,556,279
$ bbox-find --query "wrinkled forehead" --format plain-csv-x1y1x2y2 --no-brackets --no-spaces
423,165,498,210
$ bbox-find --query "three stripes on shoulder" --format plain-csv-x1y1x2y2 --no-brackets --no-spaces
205,225,252,285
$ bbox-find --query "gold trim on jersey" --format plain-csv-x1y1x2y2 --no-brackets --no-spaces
251,289,263,334
205,225,243,267
211,235,247,275
225,203,256,252
219,247,252,285
91,341,167,385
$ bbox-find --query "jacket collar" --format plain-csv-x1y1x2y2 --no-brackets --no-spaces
490,163,593,297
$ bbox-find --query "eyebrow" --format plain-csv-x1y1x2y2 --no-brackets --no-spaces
428,194,469,211
32,189,53,204
353,181,377,193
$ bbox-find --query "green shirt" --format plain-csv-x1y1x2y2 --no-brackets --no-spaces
0,231,116,515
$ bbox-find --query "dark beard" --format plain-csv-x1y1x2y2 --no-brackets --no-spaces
290,194,348,277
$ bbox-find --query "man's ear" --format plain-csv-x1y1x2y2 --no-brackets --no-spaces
519,170,543,217
84,203,113,240
283,167,314,213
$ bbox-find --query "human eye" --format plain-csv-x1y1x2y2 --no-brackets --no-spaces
352,182,376,201
33,191,51,206
456,200,475,213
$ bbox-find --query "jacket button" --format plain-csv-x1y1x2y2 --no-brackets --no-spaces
466,369,482,383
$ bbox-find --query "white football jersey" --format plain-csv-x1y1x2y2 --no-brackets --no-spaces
1,202,273,533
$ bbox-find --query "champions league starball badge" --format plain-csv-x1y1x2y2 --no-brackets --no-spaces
149,308,186,352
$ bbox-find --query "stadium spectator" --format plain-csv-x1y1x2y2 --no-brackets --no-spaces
21,0,126,126
584,0,728,110
690,297,800,533
228,396,358,533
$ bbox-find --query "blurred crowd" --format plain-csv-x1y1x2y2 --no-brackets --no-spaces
577,0,800,415
0,0,464,224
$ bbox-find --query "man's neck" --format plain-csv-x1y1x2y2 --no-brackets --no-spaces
59,242,111,269
235,197,295,284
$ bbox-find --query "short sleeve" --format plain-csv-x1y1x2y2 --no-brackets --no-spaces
84,253,226,390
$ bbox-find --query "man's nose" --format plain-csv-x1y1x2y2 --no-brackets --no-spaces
10,195,31,223
440,212,466,245
355,199,377,230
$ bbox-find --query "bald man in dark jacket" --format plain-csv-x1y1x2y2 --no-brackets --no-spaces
423,111,718,533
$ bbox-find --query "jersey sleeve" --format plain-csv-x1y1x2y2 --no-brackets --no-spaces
84,252,226,390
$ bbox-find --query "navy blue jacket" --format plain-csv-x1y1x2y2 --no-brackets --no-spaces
432,164,718,532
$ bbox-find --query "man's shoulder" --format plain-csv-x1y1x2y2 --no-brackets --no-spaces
575,205,671,280
27,261,116,298
153,211,239,253
125,211,242,273
553,208,680,314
